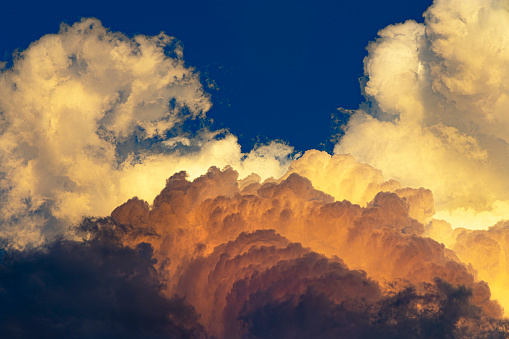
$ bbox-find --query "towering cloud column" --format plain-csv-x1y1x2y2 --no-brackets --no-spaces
336,0,509,230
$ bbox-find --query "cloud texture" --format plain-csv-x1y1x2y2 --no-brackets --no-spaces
0,19,293,249
3,0,509,337
0,236,207,338
104,167,506,337
336,0,509,229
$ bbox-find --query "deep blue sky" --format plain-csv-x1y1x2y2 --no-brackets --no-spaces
0,0,432,153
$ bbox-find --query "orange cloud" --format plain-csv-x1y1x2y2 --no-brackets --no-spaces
107,166,504,335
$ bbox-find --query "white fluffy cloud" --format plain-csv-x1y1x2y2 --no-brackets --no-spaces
336,0,509,229
0,19,293,249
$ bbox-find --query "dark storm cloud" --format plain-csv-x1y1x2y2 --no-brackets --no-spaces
240,279,509,339
0,233,206,339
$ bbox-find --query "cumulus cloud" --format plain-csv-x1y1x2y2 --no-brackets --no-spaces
1,152,507,337
282,150,400,206
107,167,504,331
4,4,509,337
335,0,509,229
0,18,294,249
5,209,507,338
281,150,435,223
427,219,509,318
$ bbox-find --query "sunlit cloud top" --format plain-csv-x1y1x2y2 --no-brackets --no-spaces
336,0,509,229
0,18,293,249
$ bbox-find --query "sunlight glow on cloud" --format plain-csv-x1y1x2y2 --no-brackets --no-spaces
4,0,509,336
336,0,509,230
0,18,293,249
108,167,505,336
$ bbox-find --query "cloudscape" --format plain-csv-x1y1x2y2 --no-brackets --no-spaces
2,0,509,338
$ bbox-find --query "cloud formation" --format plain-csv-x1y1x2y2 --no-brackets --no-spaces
5,207,507,338
3,2,509,337
0,19,294,249
427,219,509,320
335,0,509,229
0,236,206,338
106,166,506,336
282,150,435,223
239,278,509,339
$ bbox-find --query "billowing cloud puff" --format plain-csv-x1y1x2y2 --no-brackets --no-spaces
69,166,507,337
4,4,509,337
107,167,503,324
335,0,509,229
4,212,507,338
427,219,509,319
0,19,294,249
0,18,209,248
282,150,435,223
282,150,400,206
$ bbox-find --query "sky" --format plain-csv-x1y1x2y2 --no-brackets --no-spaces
4,0,509,338
0,0,432,152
